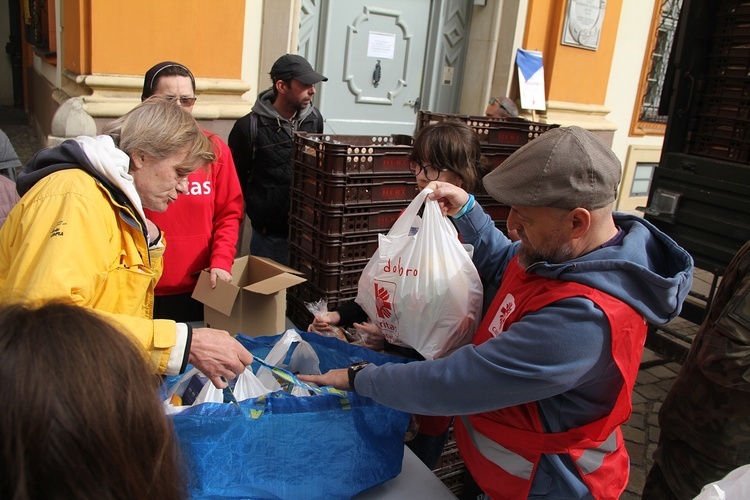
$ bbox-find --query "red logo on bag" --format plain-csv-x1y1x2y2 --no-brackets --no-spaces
375,283,393,319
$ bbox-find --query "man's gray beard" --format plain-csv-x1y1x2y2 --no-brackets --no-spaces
517,243,575,268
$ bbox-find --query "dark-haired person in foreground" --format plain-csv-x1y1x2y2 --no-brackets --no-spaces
302,126,694,499
0,300,186,500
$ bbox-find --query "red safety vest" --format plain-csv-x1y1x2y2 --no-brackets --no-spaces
454,257,647,499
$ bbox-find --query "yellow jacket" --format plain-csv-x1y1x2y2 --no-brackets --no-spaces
0,140,185,374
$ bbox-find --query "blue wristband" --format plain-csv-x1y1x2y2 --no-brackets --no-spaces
451,194,475,219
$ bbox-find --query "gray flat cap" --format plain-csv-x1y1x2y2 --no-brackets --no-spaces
482,126,621,210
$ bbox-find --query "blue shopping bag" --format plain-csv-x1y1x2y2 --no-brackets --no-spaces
165,331,412,500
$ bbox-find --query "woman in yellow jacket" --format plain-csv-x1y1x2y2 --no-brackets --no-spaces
0,98,252,387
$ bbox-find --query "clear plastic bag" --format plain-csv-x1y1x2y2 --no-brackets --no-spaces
304,298,329,321
304,298,347,340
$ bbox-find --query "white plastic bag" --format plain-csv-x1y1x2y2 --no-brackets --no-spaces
355,189,483,359
233,367,271,401
163,367,226,415
256,329,322,395
194,374,224,404
164,330,325,414
694,465,750,500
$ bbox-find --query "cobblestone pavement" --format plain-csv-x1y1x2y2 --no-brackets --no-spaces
622,347,680,498
1,108,710,499
1,106,43,167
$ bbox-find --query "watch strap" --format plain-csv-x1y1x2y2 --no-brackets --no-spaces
347,361,369,391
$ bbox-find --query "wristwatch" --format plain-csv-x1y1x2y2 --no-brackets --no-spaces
347,361,370,391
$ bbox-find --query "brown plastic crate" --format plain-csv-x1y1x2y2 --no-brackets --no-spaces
482,144,519,169
433,460,466,496
700,96,750,121
707,56,750,79
714,36,750,58
290,189,405,236
689,134,750,163
418,110,559,146
286,295,313,331
294,132,413,176
715,13,750,37
474,195,510,221
703,75,750,101
289,246,365,294
718,1,750,16
289,222,379,265
292,163,419,205
693,115,750,142
288,280,359,313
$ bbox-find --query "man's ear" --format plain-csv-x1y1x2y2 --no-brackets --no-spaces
274,79,287,95
129,152,145,171
569,208,591,239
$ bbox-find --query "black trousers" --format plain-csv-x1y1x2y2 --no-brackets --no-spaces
153,292,204,323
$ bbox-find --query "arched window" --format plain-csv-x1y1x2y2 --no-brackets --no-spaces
631,0,683,135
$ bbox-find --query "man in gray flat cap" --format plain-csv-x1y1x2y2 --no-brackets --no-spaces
302,126,694,499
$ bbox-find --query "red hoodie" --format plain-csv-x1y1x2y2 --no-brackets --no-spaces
145,131,244,295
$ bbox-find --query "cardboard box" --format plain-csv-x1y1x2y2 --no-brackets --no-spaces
192,256,306,336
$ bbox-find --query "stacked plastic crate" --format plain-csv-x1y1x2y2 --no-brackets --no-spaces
687,2,750,163
286,132,416,329
417,111,560,233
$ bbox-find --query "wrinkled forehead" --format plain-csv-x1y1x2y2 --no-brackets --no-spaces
153,75,194,96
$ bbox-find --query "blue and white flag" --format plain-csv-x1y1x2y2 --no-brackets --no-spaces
516,48,546,111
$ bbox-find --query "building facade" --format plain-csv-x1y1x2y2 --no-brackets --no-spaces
2,0,672,212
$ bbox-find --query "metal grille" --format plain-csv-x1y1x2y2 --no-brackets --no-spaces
25,0,49,49
640,0,683,123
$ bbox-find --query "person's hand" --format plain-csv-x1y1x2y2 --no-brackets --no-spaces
209,268,232,288
145,218,160,245
298,368,351,390
426,181,470,216
353,322,385,350
189,328,253,388
308,311,341,334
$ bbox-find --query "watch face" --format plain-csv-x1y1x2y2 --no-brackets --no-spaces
348,361,369,391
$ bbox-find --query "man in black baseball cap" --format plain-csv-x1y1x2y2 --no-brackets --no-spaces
270,54,328,85
228,54,326,265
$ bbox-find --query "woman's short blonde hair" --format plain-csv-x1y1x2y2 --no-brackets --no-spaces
102,96,215,169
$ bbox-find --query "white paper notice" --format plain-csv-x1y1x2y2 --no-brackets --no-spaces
442,66,455,85
367,32,396,60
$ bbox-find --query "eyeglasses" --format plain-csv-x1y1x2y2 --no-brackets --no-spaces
409,161,450,181
168,96,197,108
